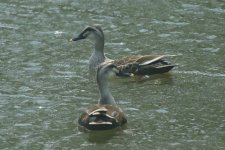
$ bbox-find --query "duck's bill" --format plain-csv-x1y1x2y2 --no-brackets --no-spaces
70,34,86,41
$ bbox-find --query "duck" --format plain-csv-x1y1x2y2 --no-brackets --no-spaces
78,63,129,131
71,25,176,76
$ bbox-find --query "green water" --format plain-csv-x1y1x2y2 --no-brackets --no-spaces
1,0,225,149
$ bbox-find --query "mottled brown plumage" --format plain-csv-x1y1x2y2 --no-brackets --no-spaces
112,55,175,75
71,25,176,75
78,104,127,131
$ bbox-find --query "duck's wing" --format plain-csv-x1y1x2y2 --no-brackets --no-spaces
113,55,176,75
78,104,127,131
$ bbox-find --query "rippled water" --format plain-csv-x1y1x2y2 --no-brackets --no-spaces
1,0,225,149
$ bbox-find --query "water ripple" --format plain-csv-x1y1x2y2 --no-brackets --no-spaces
175,71,225,77
0,23,20,30
202,48,220,53
208,8,225,14
182,4,200,10
151,19,189,26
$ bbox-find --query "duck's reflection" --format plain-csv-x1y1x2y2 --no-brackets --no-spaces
89,128,126,143
79,126,127,143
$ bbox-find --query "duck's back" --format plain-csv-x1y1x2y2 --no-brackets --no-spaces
78,104,127,131
113,55,175,75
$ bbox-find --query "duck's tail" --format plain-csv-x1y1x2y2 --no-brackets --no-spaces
135,55,177,75
78,106,126,131
137,64,176,75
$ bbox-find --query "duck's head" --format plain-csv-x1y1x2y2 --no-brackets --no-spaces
97,63,131,81
71,25,104,42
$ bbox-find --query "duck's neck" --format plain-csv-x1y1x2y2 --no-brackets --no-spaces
95,37,104,54
97,76,116,106
89,37,106,70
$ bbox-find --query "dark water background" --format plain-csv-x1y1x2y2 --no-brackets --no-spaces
0,0,225,149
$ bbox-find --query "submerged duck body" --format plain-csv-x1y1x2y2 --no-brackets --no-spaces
71,25,176,75
78,63,128,131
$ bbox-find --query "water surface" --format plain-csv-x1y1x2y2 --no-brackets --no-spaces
0,0,225,149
